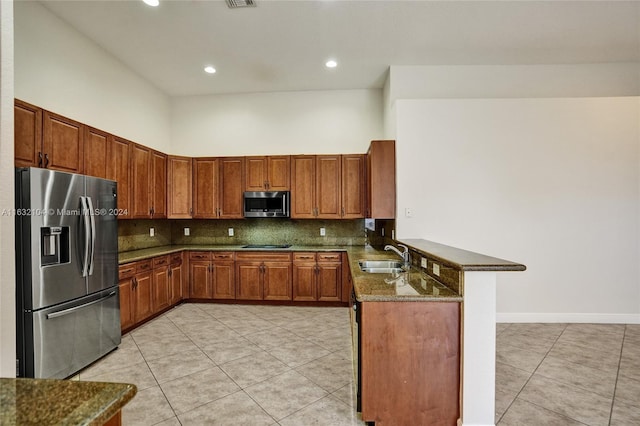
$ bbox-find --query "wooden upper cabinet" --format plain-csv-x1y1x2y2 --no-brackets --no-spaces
218,157,245,219
291,156,316,218
367,140,396,219
316,155,341,218
43,111,84,173
130,143,152,218
84,127,111,179
107,137,132,219
151,150,167,219
245,155,290,191
14,99,42,168
168,156,193,219
341,154,365,219
193,157,218,218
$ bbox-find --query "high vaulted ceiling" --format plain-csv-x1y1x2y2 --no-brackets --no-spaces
37,0,640,97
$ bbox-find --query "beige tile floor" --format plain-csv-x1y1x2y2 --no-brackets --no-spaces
79,304,640,426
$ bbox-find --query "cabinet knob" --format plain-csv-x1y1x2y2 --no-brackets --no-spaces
44,154,49,168
38,152,43,167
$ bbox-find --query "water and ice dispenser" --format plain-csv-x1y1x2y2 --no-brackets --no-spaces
40,226,69,266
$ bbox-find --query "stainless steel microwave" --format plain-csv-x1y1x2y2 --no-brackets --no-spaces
243,191,290,218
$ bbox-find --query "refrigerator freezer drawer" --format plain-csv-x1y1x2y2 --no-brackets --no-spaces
24,288,121,379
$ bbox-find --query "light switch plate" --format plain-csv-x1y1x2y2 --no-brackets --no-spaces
184,228,190,236
320,227,326,236
228,228,234,237
433,263,440,276
149,227,155,237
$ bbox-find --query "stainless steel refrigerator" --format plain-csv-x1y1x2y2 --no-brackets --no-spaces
15,167,121,379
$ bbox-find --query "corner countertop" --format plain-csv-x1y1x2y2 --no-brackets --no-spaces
0,378,136,426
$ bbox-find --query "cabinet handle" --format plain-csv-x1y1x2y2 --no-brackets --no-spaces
38,152,43,167
341,207,345,217
157,260,166,265
133,277,137,289
44,153,49,168
168,268,172,277
189,207,193,215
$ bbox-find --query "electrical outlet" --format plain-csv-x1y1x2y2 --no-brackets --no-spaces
405,207,413,218
320,227,326,236
149,227,155,237
184,227,190,236
433,263,440,276
421,257,427,268
228,228,234,237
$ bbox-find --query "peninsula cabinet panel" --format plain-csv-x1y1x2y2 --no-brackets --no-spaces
367,140,396,219
316,155,341,218
192,158,218,218
341,154,365,218
107,137,132,219
83,127,111,179
130,144,152,218
151,151,167,219
43,111,84,173
168,156,193,218
14,99,42,168
218,157,245,219
360,301,460,425
291,156,316,218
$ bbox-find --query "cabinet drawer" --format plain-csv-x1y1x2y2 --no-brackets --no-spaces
189,251,212,261
293,252,316,262
135,259,153,273
153,255,170,268
170,253,183,265
118,263,136,280
213,252,235,261
318,252,341,263
236,252,292,262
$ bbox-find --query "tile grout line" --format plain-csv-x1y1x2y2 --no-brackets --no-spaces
607,324,627,426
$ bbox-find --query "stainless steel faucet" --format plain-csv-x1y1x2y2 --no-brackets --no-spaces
384,244,411,268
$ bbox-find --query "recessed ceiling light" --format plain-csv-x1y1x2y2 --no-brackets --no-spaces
204,66,216,74
325,60,338,69
143,0,159,7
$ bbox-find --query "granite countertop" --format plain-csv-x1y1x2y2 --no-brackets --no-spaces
0,378,136,426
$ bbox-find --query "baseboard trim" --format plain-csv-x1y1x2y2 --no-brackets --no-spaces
496,312,640,324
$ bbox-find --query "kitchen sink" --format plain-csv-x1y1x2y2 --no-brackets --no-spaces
358,260,405,274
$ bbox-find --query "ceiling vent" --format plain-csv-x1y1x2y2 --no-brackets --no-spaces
226,0,256,8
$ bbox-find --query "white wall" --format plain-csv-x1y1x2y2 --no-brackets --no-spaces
171,89,382,156
14,1,171,152
0,0,15,377
394,97,640,323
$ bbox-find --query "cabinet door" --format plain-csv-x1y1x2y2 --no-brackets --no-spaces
168,156,193,219
245,156,267,191
169,261,184,305
218,157,245,218
267,156,290,191
293,263,316,301
83,127,111,179
107,137,131,219
341,154,365,218
189,260,212,298
236,262,263,300
193,158,218,218
213,261,236,299
43,111,84,173
130,144,152,218
133,271,154,323
118,278,134,331
317,263,342,301
367,140,396,219
153,266,171,312
14,99,42,168
316,155,341,218
151,151,167,219
291,156,316,218
263,262,292,301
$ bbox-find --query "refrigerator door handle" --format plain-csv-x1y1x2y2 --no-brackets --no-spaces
80,196,91,277
86,196,96,276
45,291,117,319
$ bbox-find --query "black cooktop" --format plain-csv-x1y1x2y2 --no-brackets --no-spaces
241,244,292,249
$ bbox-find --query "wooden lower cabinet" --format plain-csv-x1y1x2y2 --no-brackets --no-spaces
188,251,236,300
293,252,341,302
132,262,153,324
152,256,171,312
169,253,184,305
213,252,236,299
189,252,213,298
235,252,292,301
359,301,460,425
118,264,136,331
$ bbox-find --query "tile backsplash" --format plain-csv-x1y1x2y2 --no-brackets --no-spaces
119,218,366,251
